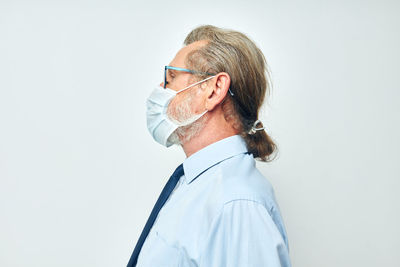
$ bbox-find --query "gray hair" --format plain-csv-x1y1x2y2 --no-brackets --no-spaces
183,24,278,162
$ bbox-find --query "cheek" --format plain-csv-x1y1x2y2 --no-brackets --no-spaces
166,93,186,117
166,97,178,116
191,89,206,113
166,88,205,116
170,76,188,91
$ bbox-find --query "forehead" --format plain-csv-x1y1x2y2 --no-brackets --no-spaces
169,40,209,67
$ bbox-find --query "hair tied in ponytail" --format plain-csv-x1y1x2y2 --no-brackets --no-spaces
248,119,265,135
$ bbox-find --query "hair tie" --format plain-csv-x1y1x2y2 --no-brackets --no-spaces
248,119,265,135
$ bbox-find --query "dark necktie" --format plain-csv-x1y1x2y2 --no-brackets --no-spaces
127,163,184,267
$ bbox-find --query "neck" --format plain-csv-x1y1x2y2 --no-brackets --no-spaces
181,110,238,158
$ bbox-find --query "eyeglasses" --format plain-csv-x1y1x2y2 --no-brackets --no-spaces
163,65,234,96
164,66,216,88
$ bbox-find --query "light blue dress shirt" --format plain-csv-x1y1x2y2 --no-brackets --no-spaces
136,135,291,267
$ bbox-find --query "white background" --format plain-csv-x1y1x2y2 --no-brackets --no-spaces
1,0,399,266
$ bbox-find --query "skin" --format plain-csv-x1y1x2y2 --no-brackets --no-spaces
159,40,239,158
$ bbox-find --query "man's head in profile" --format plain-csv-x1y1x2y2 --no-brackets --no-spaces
146,24,277,160
129,25,291,267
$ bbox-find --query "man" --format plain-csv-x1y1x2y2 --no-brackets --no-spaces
127,25,291,267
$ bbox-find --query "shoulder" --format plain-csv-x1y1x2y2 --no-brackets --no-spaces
206,154,290,251
216,152,277,211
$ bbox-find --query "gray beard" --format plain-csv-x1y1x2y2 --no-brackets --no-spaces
166,89,208,146
167,114,208,146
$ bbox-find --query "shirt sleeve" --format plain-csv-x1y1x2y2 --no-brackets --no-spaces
198,199,291,267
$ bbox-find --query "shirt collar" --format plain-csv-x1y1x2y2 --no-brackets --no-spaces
182,134,249,185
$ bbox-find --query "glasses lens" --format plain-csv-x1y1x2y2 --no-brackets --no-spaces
165,68,170,88
164,67,167,88
165,67,174,88
165,67,175,88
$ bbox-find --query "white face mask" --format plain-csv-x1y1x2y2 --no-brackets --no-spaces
146,75,216,147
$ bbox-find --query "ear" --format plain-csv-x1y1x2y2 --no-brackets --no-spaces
203,72,231,111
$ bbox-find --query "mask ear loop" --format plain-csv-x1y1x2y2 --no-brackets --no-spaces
174,75,216,118
176,75,217,94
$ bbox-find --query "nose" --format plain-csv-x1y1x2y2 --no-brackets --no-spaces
159,82,164,88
